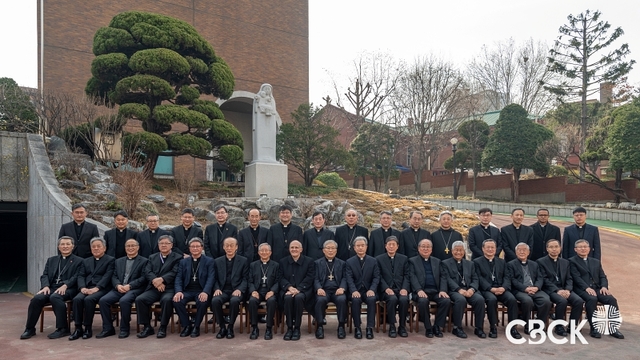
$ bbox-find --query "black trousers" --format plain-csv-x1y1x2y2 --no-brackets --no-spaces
25,291,74,330
211,291,242,327
135,288,175,327
381,291,409,327
481,290,518,327
248,292,277,327
576,289,619,327
283,292,308,329
514,290,551,325
315,291,347,325
72,289,108,328
549,291,584,322
99,289,142,331
174,291,208,329
449,292,485,329
414,290,450,329
350,290,377,329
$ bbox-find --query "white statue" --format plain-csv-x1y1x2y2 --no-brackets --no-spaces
252,84,281,163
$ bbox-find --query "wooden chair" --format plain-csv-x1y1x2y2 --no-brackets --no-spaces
39,300,72,332
243,300,279,334
176,301,209,334
209,302,244,334
347,301,380,333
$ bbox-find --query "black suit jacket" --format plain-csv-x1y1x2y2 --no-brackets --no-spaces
569,256,608,291
441,258,479,292
399,228,431,259
303,227,336,260
213,255,249,294
368,227,401,258
562,224,601,260
431,228,463,261
78,254,115,291
314,257,347,291
59,221,100,258
237,226,269,263
473,256,510,292
334,224,368,261
248,259,281,294
111,255,149,292
267,223,303,263
204,222,238,259
506,259,544,293
500,224,534,262
376,253,410,294
171,225,203,256
537,255,572,295
530,222,561,261
144,251,182,291
408,255,446,293
174,255,216,294
468,225,502,259
345,255,380,294
40,254,83,291
136,228,170,258
279,255,315,299
104,228,138,258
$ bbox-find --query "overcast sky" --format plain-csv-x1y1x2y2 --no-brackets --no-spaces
1,1,638,111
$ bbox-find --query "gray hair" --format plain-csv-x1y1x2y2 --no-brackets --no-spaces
574,239,589,248
90,237,106,247
258,243,271,251
323,239,338,249
515,242,530,251
418,239,433,247
353,236,368,247
451,240,465,250
158,234,174,244
439,211,454,220
189,237,204,247
58,236,74,246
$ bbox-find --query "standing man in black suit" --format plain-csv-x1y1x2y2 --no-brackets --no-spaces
97,239,149,339
135,234,182,339
268,205,303,263
238,208,268,263
368,211,400,258
105,210,138,259
58,204,100,258
538,239,584,337
399,211,431,259
563,207,601,260
334,209,368,261
248,243,280,340
474,239,519,339
346,236,380,340
501,208,534,262
211,237,249,339
69,237,115,340
408,239,450,338
172,238,215,338
171,208,203,257
468,208,502,260
431,211,463,261
442,241,486,339
137,214,170,258
314,240,348,339
506,242,551,335
569,240,623,339
376,236,410,338
530,209,561,261
303,211,336,260
20,236,82,340
279,240,315,341
204,205,238,259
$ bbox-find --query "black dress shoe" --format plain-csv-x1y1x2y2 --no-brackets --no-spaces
69,328,83,341
96,328,116,339
322,318,327,325
179,325,193,337
337,325,346,339
137,325,155,338
425,327,434,338
250,326,259,340
190,327,200,338
216,327,228,339
554,325,567,337
48,328,70,339
366,327,374,339
590,329,601,338
283,328,293,341
433,326,443,338
264,327,273,340
489,327,498,338
156,326,166,339
510,328,522,339
20,328,36,340
452,327,467,339
474,328,487,339
354,327,363,339
388,324,397,338
82,328,93,339
315,326,324,339
398,326,408,338
291,328,301,341
259,315,267,323
610,330,624,339
226,328,235,339
118,330,130,339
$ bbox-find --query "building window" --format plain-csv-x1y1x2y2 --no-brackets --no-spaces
154,155,174,176
406,145,412,167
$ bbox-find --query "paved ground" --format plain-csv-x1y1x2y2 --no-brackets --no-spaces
3,215,640,359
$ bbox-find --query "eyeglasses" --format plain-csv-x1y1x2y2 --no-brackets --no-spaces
158,242,172,246
189,245,203,248
147,219,159,223
125,244,139,248
575,245,590,249
419,245,432,249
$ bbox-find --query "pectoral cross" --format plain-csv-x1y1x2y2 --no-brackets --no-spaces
491,275,495,282
328,274,334,281
55,277,61,284
262,275,268,283
461,278,466,286
193,274,197,281
445,247,450,254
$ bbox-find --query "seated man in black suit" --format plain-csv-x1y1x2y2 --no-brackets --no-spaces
97,239,149,339
69,237,115,340
408,239,450,338
248,243,280,340
368,211,400,258
376,235,410,338
474,239,519,339
105,210,138,259
20,236,82,340
58,203,100,258
303,211,336,260
238,208,269,263
137,214,170,258
399,211,431,259
211,237,249,339
569,239,623,339
135,234,182,339
204,205,239,259
314,240,348,339
442,241,486,339
468,208,501,260
431,211,463,261
279,240,315,341
334,208,368,261
506,242,551,335
538,239,584,337
171,208,204,257
346,236,380,340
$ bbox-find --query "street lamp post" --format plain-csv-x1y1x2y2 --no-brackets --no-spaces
450,137,458,199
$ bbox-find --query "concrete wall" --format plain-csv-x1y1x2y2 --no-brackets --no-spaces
0,132,29,202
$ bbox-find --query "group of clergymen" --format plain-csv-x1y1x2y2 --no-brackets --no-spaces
20,203,624,342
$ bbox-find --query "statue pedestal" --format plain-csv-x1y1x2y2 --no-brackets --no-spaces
245,162,288,198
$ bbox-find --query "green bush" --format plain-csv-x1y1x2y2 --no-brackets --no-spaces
548,165,569,177
315,172,348,188
152,183,164,191
105,200,124,211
